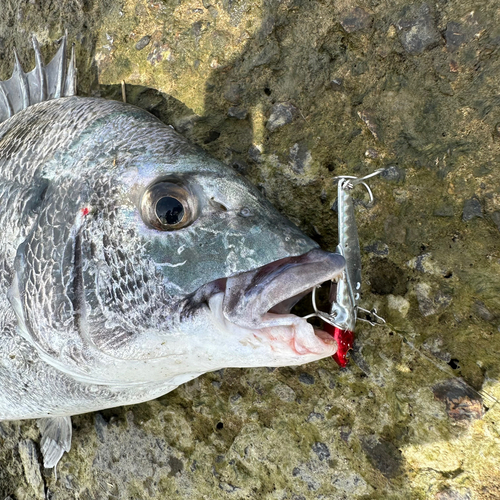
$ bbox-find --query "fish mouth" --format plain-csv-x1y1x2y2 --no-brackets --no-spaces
189,249,345,358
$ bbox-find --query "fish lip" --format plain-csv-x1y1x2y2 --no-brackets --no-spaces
218,248,345,355
222,248,345,327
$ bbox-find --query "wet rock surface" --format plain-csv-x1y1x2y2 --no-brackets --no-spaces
433,379,484,421
1,0,500,498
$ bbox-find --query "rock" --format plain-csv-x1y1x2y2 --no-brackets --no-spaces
361,437,403,479
134,35,151,51
364,241,389,257
491,211,500,232
223,82,243,104
396,3,441,54
445,22,466,52
357,109,381,140
381,165,405,182
415,282,452,317
18,440,43,493
330,78,344,91
266,103,297,132
473,301,495,322
227,106,248,119
340,7,373,33
462,198,483,221
387,294,410,318
298,372,315,385
436,489,471,500
432,379,484,421
289,142,312,174
311,442,330,461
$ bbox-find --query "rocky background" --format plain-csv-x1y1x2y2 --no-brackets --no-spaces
1,0,500,498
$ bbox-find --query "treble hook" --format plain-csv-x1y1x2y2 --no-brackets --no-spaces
301,285,338,328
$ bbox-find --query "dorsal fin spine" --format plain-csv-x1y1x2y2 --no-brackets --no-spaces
0,34,77,125
0,84,13,119
54,36,67,99
32,37,47,102
13,48,29,110
65,44,77,97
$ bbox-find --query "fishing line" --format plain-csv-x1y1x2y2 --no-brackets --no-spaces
359,319,500,410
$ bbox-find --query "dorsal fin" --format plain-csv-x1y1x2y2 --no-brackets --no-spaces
0,34,77,124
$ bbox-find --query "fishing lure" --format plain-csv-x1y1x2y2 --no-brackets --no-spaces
304,170,385,366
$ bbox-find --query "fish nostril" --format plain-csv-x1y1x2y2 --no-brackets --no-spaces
239,207,253,217
210,198,227,212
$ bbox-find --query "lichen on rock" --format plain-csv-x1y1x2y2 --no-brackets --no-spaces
1,0,500,498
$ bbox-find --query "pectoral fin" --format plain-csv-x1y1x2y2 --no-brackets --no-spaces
37,416,72,469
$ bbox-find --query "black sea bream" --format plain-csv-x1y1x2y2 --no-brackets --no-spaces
0,37,345,467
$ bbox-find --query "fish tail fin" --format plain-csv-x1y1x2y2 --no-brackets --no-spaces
0,33,77,124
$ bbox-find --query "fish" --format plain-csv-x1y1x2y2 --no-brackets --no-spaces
0,36,346,468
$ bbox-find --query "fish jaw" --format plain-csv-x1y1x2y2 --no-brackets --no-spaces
183,248,346,369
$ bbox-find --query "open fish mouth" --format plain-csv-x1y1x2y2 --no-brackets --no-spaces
189,249,345,358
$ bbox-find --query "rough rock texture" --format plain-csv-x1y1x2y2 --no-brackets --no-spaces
1,0,500,498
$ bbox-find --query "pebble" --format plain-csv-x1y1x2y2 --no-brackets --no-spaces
289,142,312,174
340,426,351,442
330,78,344,91
396,3,441,54
306,412,325,423
365,148,378,158
364,241,389,257
266,103,297,132
381,166,405,182
227,106,247,119
462,198,483,221
387,294,410,318
357,109,381,140
340,7,373,33
135,35,151,51
311,442,330,461
298,372,315,385
273,382,296,402
415,282,451,317
248,144,263,163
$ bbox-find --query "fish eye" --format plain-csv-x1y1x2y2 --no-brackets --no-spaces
141,181,197,231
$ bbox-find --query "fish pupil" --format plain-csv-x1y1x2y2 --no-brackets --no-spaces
156,196,184,225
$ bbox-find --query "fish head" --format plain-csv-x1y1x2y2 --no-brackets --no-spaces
11,106,345,385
